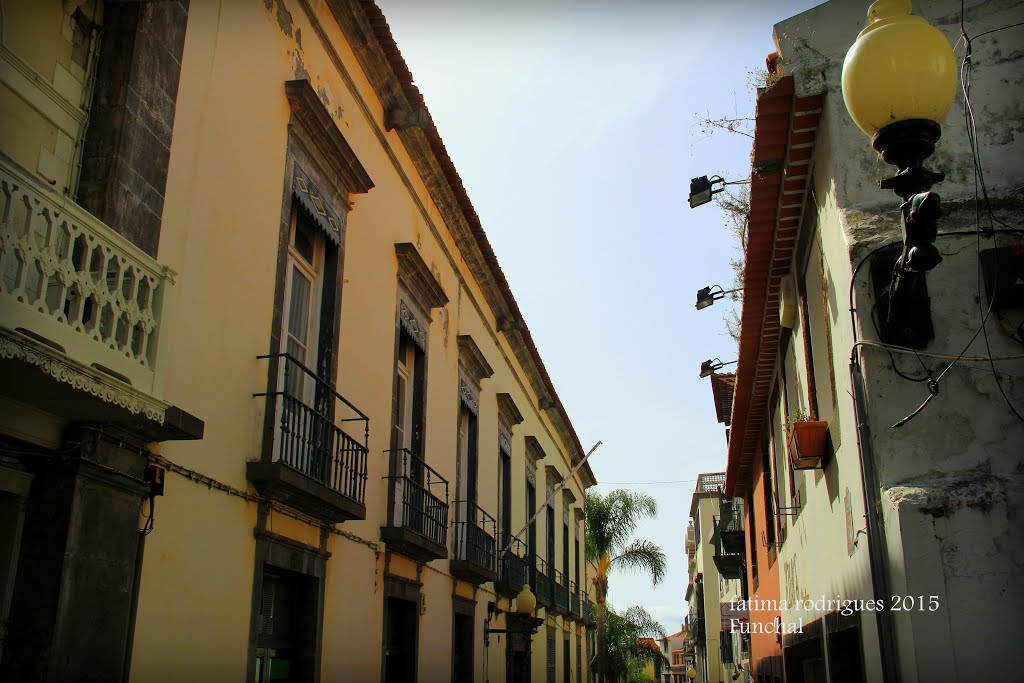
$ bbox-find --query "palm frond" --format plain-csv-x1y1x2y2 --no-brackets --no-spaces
611,539,667,586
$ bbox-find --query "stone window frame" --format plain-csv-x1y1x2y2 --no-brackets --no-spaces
246,530,330,683
259,79,373,463
496,393,523,546
389,242,448,459
380,575,422,683
454,334,493,508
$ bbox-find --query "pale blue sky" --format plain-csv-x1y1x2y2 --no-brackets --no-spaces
379,0,826,632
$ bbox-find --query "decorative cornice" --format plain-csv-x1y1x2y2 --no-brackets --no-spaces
525,436,546,468
526,463,536,486
285,79,373,196
562,488,577,506
0,331,166,423
398,301,427,351
496,392,524,428
459,379,479,415
574,507,585,525
385,106,429,131
457,334,493,387
545,464,562,490
395,242,448,313
498,425,512,454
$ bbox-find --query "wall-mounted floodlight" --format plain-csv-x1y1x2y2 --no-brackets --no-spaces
688,176,750,209
696,285,743,310
689,175,723,208
699,358,737,378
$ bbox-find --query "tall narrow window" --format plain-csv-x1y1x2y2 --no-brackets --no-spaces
547,626,556,683
562,519,569,588
496,393,524,565
527,481,537,564
546,505,556,568
500,449,512,545
393,327,425,459
283,211,324,397
456,403,479,506
574,534,580,589
761,439,776,548
275,205,340,484
254,567,316,683
748,492,759,587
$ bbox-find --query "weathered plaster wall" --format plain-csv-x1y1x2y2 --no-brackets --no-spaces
773,1,1024,680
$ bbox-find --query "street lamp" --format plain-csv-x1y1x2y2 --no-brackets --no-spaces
484,585,545,682
699,358,737,378
696,285,743,310
842,0,956,275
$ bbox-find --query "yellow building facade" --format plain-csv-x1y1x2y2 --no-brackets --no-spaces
0,1,596,681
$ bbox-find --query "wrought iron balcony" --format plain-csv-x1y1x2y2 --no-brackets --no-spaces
569,580,581,617
532,555,552,607
718,501,746,554
451,499,497,584
381,448,449,563
496,535,529,597
585,601,597,626
713,511,745,579
0,156,194,436
249,353,369,522
553,568,569,613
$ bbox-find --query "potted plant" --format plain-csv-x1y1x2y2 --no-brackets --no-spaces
785,408,829,469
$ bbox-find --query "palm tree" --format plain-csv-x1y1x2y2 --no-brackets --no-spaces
585,489,667,683
602,604,668,682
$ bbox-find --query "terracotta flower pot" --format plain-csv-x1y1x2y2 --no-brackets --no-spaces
787,420,829,469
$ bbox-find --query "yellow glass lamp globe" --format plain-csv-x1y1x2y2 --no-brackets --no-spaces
842,0,957,139
515,584,536,614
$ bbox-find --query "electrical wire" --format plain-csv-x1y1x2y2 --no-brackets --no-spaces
140,495,156,535
957,25,1024,423
852,339,1024,362
596,479,699,486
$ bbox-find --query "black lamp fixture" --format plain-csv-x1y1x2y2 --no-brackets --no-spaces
842,0,957,278
696,285,743,310
688,175,722,208
688,175,750,209
699,358,737,378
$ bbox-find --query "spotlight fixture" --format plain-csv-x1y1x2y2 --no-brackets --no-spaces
688,175,750,209
696,285,743,310
699,358,737,378
689,175,722,208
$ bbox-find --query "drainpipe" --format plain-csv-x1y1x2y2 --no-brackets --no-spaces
849,356,900,683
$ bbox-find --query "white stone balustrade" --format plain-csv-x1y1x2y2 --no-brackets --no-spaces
0,156,173,396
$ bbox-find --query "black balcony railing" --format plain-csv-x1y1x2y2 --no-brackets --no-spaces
451,499,497,583
533,556,552,606
713,512,745,579
586,601,596,625
553,568,569,612
718,502,746,554
250,353,368,521
497,536,529,595
381,448,449,562
569,581,580,616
